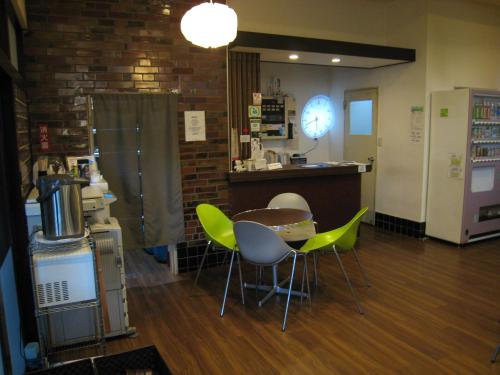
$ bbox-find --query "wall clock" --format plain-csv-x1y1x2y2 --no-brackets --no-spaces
301,95,334,139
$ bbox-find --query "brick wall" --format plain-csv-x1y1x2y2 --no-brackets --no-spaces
23,0,229,265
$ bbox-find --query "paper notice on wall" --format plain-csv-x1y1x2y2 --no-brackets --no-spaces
250,119,261,132
448,153,464,179
184,111,206,142
409,106,424,143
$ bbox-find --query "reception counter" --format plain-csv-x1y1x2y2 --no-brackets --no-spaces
227,164,370,232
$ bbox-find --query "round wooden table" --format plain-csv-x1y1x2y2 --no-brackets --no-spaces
232,207,316,305
232,208,316,242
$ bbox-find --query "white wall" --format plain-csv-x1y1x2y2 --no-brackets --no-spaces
260,62,341,163
426,0,500,92
228,0,388,45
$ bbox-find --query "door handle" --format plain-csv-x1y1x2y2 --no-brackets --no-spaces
368,156,375,164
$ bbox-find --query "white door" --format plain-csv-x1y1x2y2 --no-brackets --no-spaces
344,88,378,224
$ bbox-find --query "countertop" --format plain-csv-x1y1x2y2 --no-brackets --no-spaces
227,163,371,183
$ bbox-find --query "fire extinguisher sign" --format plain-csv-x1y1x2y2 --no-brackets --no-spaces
39,123,49,151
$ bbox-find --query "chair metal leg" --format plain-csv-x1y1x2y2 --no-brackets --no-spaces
312,252,319,287
300,254,312,306
194,241,211,287
352,247,370,287
306,259,312,306
301,256,306,304
282,253,298,331
300,255,312,306
491,344,500,363
220,251,235,317
237,253,245,305
333,246,364,315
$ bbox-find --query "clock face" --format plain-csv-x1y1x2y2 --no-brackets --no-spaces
301,95,334,139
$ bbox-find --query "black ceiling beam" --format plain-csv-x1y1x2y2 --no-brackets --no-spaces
229,31,416,62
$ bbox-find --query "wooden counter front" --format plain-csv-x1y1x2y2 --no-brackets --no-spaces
228,164,367,232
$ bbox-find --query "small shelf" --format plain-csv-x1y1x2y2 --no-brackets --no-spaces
261,135,287,140
471,157,500,163
472,120,500,126
472,139,500,144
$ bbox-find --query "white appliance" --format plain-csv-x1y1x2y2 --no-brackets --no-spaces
82,185,117,224
31,234,103,349
32,235,96,308
426,88,500,244
91,218,133,337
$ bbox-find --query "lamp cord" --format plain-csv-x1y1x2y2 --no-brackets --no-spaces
302,138,319,155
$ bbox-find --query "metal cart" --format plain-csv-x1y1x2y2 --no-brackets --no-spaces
29,232,105,365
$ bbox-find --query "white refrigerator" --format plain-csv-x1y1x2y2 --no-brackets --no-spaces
426,88,500,244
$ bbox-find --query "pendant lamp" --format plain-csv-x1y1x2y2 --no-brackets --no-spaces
181,1,238,48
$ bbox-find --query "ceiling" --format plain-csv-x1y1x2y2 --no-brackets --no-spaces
231,46,410,69
229,31,416,69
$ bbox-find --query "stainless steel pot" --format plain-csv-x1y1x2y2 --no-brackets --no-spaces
37,175,89,240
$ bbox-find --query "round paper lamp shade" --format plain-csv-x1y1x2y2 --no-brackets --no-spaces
181,2,238,48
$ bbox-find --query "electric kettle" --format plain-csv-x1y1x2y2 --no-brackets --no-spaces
37,175,89,240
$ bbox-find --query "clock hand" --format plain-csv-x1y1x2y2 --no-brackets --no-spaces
305,116,320,126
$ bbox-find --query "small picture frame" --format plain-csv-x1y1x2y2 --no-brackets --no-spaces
252,93,262,106
248,105,261,118
66,156,95,179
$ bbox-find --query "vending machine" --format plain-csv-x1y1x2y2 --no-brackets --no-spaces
426,88,500,244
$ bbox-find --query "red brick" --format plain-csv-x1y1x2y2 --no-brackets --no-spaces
134,81,159,89
134,66,158,73
107,81,134,89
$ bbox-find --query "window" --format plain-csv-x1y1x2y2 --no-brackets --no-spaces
349,100,372,135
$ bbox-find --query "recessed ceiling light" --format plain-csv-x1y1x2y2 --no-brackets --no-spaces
331,57,341,63
289,54,299,60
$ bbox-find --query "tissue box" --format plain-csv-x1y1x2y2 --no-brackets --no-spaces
254,158,267,170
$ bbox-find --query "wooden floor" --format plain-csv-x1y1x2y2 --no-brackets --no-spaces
124,248,184,288
74,226,500,374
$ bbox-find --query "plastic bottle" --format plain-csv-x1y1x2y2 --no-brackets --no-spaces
474,103,481,119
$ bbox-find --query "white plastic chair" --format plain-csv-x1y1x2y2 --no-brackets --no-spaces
267,193,319,286
228,221,299,331
267,192,311,212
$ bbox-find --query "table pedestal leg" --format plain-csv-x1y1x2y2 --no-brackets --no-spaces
244,264,308,307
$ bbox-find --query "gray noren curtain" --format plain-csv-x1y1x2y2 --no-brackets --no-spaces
92,94,184,250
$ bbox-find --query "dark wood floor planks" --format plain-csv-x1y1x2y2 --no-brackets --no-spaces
63,226,500,374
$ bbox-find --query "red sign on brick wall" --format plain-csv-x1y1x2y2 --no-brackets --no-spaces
39,123,49,151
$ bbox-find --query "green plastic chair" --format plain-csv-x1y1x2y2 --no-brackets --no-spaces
299,207,370,314
195,204,245,313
